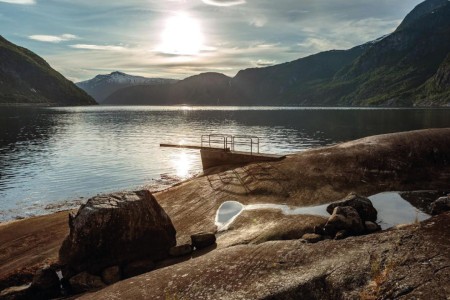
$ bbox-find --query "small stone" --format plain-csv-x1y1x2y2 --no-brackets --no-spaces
327,193,378,222
69,272,105,294
430,196,450,215
101,266,121,285
324,206,364,236
301,233,323,243
364,221,381,233
191,232,216,249
123,259,155,278
31,266,60,291
335,230,348,240
169,244,193,257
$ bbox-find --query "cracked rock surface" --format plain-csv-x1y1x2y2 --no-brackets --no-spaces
81,212,450,300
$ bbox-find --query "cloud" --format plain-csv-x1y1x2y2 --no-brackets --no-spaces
70,44,127,51
0,0,35,4
201,0,245,7
29,34,78,43
252,59,276,67
249,15,267,27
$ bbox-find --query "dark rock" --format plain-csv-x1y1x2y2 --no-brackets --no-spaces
301,233,323,243
123,259,155,278
430,196,450,215
399,190,449,215
0,284,30,300
101,266,121,285
169,244,193,257
326,193,378,222
191,232,217,249
364,221,381,233
334,230,348,240
313,225,324,235
59,190,176,274
69,272,105,294
324,206,364,236
29,266,60,298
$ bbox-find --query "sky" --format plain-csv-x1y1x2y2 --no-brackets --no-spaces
0,0,424,82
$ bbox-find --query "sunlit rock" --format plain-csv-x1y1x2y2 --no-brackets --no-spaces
59,190,176,275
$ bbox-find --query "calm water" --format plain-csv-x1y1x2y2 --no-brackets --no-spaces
1,106,449,221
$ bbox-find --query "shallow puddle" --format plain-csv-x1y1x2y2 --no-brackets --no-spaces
215,192,431,231
215,201,244,230
369,192,430,229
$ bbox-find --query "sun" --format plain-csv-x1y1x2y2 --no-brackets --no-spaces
158,13,204,56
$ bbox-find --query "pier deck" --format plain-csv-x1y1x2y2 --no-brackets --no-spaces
160,143,285,169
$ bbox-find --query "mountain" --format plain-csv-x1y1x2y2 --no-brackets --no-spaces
230,0,450,106
104,0,450,107
0,36,96,106
328,0,450,106
229,46,368,106
105,72,233,105
76,72,178,103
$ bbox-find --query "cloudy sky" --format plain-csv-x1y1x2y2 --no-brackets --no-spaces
1,0,423,82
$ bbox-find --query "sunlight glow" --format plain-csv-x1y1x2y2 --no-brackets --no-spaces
173,152,192,179
157,13,204,56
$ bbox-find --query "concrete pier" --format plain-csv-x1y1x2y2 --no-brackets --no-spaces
160,143,285,170
200,148,285,169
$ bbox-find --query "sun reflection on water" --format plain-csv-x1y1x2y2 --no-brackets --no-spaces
172,151,194,179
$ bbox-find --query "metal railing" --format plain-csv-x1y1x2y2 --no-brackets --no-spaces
201,134,233,151
200,134,260,155
232,135,259,154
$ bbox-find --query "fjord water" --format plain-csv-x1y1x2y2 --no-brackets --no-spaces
1,106,450,221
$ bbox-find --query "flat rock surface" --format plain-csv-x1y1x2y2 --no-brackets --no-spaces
1,128,449,289
81,212,450,299
0,211,71,289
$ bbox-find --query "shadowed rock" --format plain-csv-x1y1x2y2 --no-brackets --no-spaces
191,232,216,250
430,195,450,215
326,193,377,222
29,266,60,299
59,190,176,275
325,206,364,235
123,259,155,279
364,221,381,233
169,244,193,257
101,266,121,285
69,272,105,294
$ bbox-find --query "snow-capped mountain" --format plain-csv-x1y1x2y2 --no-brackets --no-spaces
76,71,178,103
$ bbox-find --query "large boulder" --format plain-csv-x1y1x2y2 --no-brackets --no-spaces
59,190,176,274
430,195,450,215
324,206,364,235
326,193,378,222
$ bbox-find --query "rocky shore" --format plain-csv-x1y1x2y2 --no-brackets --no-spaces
0,128,449,299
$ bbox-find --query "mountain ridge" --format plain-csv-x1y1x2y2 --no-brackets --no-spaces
0,35,96,106
102,0,450,107
76,72,178,103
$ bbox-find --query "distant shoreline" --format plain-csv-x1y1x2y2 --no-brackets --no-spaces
2,103,450,109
